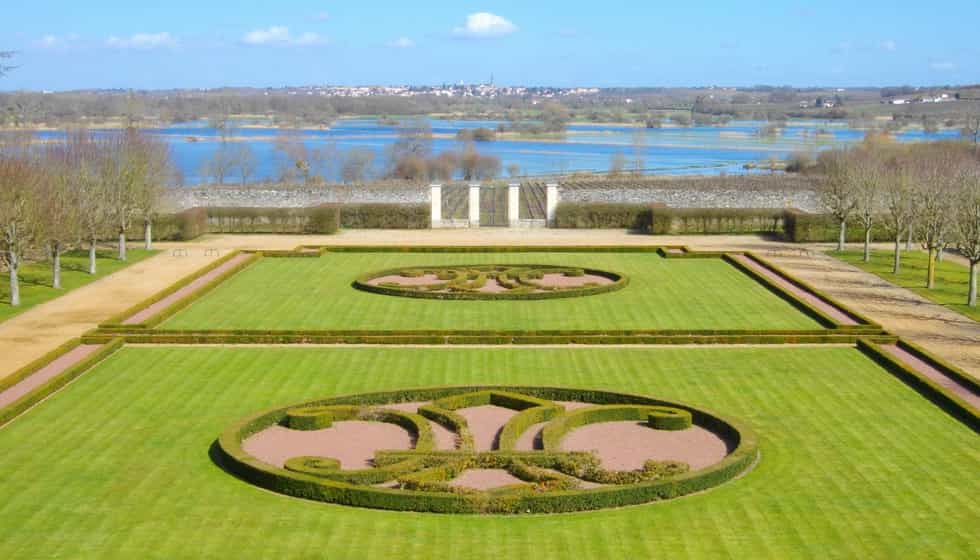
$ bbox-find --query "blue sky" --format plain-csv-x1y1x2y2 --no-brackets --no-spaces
2,0,978,90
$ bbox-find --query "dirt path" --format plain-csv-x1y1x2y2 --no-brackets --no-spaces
2,231,976,381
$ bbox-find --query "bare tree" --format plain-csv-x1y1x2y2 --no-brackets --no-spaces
952,164,980,306
913,148,958,289
103,129,169,259
818,150,858,252
203,144,235,185
0,154,40,306
880,153,915,273
630,129,646,175
852,149,884,262
608,152,627,177
962,115,980,150
40,143,81,289
232,144,258,186
340,148,375,183
72,132,111,274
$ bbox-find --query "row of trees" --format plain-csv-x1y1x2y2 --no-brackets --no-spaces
0,129,170,305
819,138,980,305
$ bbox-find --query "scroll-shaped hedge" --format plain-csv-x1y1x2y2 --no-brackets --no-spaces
354,265,628,301
215,385,758,514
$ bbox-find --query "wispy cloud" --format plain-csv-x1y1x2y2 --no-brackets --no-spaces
452,12,518,38
105,32,178,50
34,33,80,50
242,26,328,46
880,40,897,52
387,37,416,49
930,61,956,71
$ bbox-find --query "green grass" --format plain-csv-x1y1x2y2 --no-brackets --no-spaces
835,249,979,322
0,249,157,323
162,252,822,331
0,345,976,559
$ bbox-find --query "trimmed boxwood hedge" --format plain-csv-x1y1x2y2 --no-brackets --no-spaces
214,385,758,514
782,209,889,243
340,204,430,229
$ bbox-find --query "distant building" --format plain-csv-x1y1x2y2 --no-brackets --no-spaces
798,101,809,109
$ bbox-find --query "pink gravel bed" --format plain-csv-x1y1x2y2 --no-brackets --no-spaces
881,345,980,409
368,274,441,287
448,469,525,490
561,421,729,471
0,344,101,409
538,273,612,288
373,402,458,450
730,254,859,325
513,421,548,451
456,405,517,451
122,253,252,325
243,421,413,469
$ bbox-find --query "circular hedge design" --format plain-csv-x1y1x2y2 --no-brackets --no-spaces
353,265,628,300
215,386,758,514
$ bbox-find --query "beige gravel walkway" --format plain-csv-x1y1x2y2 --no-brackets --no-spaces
1,230,977,381
0,249,222,379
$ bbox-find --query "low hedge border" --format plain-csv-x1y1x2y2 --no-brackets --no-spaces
214,385,758,514
321,245,674,254
99,251,260,329
0,339,124,428
497,405,565,451
80,332,892,346
354,265,629,301
856,340,979,432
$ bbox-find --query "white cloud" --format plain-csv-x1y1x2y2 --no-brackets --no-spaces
388,37,416,48
930,61,956,71
242,26,328,46
311,11,329,21
105,32,178,49
880,40,897,52
452,12,518,38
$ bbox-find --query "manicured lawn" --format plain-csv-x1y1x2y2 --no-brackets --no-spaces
0,249,157,323
162,252,822,331
0,345,975,559
835,250,979,322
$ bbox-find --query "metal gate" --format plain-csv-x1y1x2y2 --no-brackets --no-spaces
480,186,509,227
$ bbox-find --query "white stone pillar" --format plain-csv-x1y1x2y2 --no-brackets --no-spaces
507,183,521,228
430,184,442,228
468,183,481,227
546,183,559,227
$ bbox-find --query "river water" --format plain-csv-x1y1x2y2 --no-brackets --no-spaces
35,118,960,184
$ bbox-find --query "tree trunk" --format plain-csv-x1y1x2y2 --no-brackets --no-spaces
837,220,846,252
926,247,936,289
969,261,978,307
863,228,871,262
936,246,944,263
144,220,152,251
88,239,97,275
52,242,62,289
8,250,19,306
118,230,127,261
892,237,901,274
905,228,913,251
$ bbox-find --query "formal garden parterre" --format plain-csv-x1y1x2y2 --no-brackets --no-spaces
0,244,977,558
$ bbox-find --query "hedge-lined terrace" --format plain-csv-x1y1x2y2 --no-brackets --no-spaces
159,251,824,331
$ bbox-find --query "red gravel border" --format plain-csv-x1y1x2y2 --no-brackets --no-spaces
880,344,980,409
122,253,253,325
730,254,859,325
0,345,100,409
